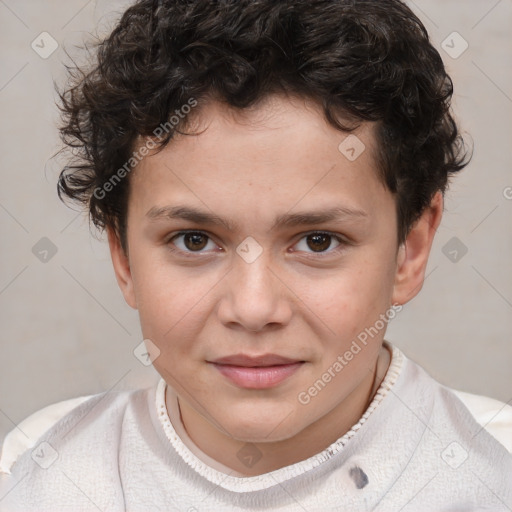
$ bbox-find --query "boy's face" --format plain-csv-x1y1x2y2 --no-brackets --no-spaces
109,94,439,444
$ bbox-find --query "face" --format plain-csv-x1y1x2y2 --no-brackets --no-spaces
109,94,440,443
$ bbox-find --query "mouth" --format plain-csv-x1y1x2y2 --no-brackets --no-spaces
208,354,305,389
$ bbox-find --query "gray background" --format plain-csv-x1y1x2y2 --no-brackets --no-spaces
0,0,511,445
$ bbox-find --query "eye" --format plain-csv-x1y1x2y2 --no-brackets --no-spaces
167,231,218,253
292,231,345,255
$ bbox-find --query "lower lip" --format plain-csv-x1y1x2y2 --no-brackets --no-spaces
212,362,304,389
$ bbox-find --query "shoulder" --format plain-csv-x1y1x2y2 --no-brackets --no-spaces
374,347,512,508
391,345,511,449
450,388,512,453
398,349,512,452
0,394,93,475
0,383,162,510
0,385,154,475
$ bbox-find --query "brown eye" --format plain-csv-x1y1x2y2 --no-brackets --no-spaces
183,232,208,251
169,231,216,253
306,233,332,252
293,231,344,255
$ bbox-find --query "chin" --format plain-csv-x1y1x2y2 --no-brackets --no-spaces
222,413,303,444
231,429,297,444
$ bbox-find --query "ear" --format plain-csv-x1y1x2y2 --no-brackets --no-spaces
392,191,443,305
107,227,137,310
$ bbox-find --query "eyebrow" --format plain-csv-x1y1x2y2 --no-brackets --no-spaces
145,204,368,231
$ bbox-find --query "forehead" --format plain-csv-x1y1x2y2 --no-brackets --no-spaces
129,94,391,226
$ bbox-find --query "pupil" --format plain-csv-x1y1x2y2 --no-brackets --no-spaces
185,233,207,251
307,233,330,252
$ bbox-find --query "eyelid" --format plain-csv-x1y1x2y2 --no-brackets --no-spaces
166,229,216,243
166,230,222,256
166,229,350,257
297,229,350,242
291,230,350,257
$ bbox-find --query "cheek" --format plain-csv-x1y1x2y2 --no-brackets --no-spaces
303,258,395,339
129,251,201,336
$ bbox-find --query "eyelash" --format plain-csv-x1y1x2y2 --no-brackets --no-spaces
165,230,349,258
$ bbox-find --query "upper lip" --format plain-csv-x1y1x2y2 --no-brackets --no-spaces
210,354,303,367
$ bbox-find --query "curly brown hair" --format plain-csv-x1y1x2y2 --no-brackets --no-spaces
57,0,469,254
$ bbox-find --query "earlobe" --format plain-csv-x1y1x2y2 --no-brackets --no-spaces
107,228,138,310
391,191,443,305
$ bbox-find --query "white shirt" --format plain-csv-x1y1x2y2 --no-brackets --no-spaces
1,342,511,511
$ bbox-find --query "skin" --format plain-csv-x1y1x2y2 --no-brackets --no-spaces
108,93,443,476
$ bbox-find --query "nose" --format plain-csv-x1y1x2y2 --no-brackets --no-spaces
217,252,292,333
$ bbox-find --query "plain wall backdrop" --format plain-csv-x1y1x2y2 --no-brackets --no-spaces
0,0,511,445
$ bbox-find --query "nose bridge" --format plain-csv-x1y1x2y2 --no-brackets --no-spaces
219,242,291,330
233,246,277,302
